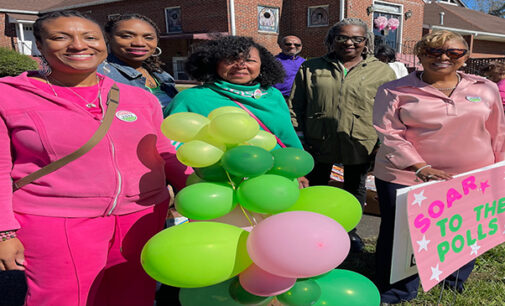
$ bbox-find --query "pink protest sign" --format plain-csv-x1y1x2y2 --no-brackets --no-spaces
407,163,505,292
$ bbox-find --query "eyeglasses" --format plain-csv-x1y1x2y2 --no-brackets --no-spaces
334,35,367,44
284,43,302,47
424,48,468,59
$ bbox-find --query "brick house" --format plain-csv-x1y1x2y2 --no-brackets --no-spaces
5,0,426,78
0,0,64,56
3,0,503,78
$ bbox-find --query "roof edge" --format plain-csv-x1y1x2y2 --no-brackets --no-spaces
0,9,39,14
41,0,124,13
431,25,505,39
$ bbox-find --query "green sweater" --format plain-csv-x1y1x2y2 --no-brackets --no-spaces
165,80,303,149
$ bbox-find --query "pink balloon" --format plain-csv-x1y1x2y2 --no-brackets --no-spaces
247,211,350,278
239,264,296,297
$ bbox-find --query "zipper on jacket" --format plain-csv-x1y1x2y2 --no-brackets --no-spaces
99,91,122,216
107,138,122,216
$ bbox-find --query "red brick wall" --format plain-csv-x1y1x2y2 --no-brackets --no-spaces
0,13,18,50
234,0,284,54
64,0,425,64
77,0,229,34
280,1,343,58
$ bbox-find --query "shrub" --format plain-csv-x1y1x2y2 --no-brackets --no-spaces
0,48,38,77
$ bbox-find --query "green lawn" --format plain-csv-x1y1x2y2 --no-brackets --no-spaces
340,238,505,305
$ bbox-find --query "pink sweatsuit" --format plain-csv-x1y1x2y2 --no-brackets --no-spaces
0,72,191,305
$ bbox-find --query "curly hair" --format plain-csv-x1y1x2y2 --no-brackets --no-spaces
480,61,505,83
185,36,285,87
324,18,374,54
414,30,469,57
104,13,164,73
34,10,102,42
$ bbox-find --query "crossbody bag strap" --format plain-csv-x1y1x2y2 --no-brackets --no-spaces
13,83,120,191
230,100,287,148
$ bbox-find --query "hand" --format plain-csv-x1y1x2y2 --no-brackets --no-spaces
297,176,310,189
416,167,453,182
0,238,25,271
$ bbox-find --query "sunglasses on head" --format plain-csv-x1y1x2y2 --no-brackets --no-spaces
424,48,468,59
334,35,367,44
284,43,301,47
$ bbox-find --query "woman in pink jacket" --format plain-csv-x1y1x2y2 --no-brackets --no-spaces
373,30,505,304
0,11,189,306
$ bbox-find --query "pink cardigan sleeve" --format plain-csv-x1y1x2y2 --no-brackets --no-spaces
0,116,20,231
498,79,505,108
486,83,505,162
373,86,425,170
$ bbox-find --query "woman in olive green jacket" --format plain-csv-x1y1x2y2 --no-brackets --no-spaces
288,18,396,251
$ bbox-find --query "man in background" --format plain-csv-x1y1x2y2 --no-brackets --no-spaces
274,35,305,99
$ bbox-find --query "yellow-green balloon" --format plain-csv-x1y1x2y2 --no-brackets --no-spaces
194,125,227,150
209,113,259,144
243,130,277,151
161,112,210,143
283,186,362,231
208,106,248,120
176,140,224,168
141,222,252,288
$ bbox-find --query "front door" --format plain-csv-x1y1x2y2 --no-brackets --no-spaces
373,12,400,51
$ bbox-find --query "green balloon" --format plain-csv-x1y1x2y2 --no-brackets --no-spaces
194,162,229,182
268,148,314,179
237,174,300,214
277,279,321,306
186,173,205,186
229,277,273,305
179,278,274,306
283,186,362,231
141,222,252,288
221,146,274,178
175,182,237,220
312,270,380,306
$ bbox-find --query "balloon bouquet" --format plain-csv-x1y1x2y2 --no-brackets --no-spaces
141,107,380,306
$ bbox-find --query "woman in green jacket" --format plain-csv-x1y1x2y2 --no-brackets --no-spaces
289,18,396,251
166,36,308,187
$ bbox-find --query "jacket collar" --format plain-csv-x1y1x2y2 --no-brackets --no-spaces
105,54,143,79
322,53,378,71
276,52,302,60
396,71,485,89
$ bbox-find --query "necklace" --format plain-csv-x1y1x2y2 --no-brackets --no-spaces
420,72,461,91
138,67,157,88
45,75,102,108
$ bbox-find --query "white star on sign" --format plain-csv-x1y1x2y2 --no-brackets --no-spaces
430,264,443,282
417,235,430,252
470,242,481,256
412,190,427,207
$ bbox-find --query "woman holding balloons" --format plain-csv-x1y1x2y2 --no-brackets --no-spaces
165,36,303,150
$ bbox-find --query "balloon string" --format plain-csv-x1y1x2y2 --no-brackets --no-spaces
224,170,255,227
225,170,236,190
239,205,255,227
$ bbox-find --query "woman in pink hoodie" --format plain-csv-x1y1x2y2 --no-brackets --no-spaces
0,11,190,306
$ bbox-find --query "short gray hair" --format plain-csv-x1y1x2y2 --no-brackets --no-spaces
324,18,374,54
